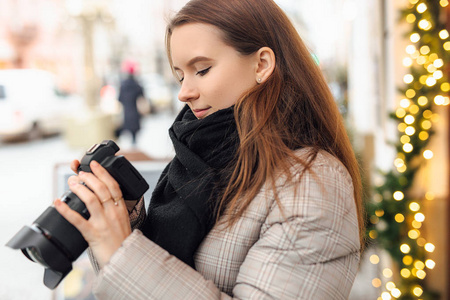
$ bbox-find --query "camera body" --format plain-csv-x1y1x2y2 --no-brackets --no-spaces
6,140,149,289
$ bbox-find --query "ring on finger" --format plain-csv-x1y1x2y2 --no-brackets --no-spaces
113,197,123,206
101,198,114,205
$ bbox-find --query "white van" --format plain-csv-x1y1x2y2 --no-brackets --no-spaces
0,69,83,141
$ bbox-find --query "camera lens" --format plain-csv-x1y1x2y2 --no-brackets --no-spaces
25,247,49,268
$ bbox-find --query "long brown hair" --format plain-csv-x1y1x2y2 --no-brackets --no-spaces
166,0,365,245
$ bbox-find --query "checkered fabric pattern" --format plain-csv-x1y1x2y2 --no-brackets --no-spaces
90,149,361,300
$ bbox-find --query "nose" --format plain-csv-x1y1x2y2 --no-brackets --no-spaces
178,79,199,103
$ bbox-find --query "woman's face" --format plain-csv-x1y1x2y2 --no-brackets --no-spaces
171,23,258,119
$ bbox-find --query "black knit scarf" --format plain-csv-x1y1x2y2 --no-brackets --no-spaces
141,105,239,268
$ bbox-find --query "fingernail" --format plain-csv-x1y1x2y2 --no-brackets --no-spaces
79,171,85,176
91,160,99,167
69,180,77,186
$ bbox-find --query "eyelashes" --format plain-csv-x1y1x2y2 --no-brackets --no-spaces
178,66,212,83
196,66,211,76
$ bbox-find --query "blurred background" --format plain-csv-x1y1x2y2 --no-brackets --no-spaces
0,0,449,299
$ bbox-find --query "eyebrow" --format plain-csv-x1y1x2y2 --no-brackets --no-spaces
173,56,213,71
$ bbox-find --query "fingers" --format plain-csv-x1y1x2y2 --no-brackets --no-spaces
68,180,105,218
71,160,80,174
54,199,89,234
89,161,122,200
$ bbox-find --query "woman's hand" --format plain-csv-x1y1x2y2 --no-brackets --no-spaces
54,160,132,268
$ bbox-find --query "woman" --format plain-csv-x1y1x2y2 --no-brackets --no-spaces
55,0,364,299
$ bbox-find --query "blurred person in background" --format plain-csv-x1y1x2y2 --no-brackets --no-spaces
54,0,364,299
116,60,145,146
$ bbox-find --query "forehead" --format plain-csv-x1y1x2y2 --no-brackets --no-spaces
170,23,228,64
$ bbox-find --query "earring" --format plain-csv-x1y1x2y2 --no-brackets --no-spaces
257,78,262,83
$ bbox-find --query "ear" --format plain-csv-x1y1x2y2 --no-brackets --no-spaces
255,47,275,84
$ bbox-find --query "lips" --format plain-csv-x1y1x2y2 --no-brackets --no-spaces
192,107,211,119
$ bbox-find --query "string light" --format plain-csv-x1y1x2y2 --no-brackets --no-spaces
368,2,447,298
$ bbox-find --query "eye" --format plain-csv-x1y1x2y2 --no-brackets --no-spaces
196,66,211,76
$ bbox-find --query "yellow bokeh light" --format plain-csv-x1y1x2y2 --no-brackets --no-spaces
425,259,436,269
403,57,413,67
391,288,401,298
418,19,432,30
398,165,407,174
423,150,433,160
410,33,420,43
425,192,435,200
421,120,432,130
370,215,379,224
381,292,392,300
404,115,415,124
427,64,437,73
417,237,427,247
409,202,420,211
400,135,410,144
418,96,428,106
441,0,449,7
401,268,411,278
406,14,416,23
426,77,437,86
403,255,413,265
434,58,444,68
412,220,422,228
372,278,382,288
423,110,433,118
413,286,423,297
369,230,378,239
419,131,429,141
400,244,411,254
444,41,450,50
417,3,427,13
406,45,416,54
398,123,407,132
370,254,380,264
393,191,404,201
403,143,413,152
415,212,426,222
375,209,384,217
420,45,430,55
399,99,410,108
419,75,428,84
433,70,443,80
415,260,425,270
435,95,445,105
432,113,440,123
441,82,450,92
395,213,405,223
429,53,439,61
394,158,405,168
405,126,415,136
403,74,414,84
417,55,427,65
439,29,450,39
416,269,426,279
408,229,420,239
383,269,393,279
425,243,435,252
410,105,419,114
386,282,396,292
405,89,416,98
396,108,406,118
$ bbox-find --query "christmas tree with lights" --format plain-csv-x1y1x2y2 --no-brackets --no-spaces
366,0,450,299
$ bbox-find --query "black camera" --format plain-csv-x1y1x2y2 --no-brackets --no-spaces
6,140,149,289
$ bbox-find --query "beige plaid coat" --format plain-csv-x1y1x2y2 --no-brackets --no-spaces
90,149,360,299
